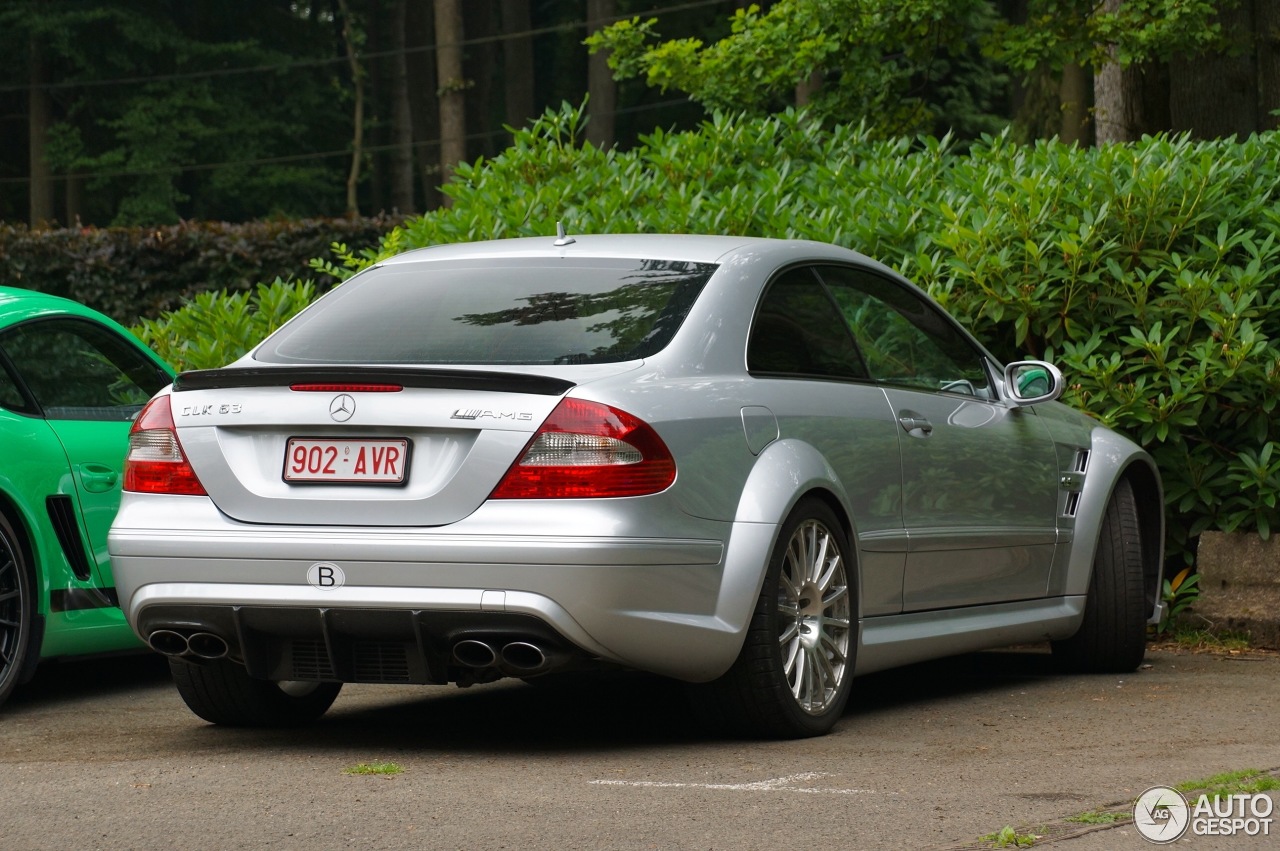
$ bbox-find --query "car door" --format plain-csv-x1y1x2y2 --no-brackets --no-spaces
0,317,171,590
745,265,906,616
815,265,1060,611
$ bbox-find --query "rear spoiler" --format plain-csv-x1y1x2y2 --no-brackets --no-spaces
173,366,575,396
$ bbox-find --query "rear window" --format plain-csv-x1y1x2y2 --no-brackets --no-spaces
255,258,717,366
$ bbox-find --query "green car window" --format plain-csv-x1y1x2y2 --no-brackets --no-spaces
0,318,168,421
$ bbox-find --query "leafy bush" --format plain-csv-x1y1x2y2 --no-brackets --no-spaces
0,217,391,323
154,103,1280,565
133,278,319,371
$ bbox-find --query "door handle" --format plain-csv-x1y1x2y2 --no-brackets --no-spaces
897,412,933,437
79,463,120,493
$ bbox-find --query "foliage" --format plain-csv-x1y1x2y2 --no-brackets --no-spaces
0,0,348,225
991,0,1228,74
0,217,390,322
921,130,1280,563
158,103,1280,566
342,761,404,777
981,825,1038,847
132,278,319,372
1159,625,1251,652
586,0,1008,138
1159,568,1201,632
1064,810,1127,825
1175,769,1280,797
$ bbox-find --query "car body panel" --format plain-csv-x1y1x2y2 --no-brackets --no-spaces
0,287,174,676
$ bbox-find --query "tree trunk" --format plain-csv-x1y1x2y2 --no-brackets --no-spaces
389,0,415,213
1058,62,1090,145
795,70,822,108
435,0,466,203
406,0,441,209
1094,0,1132,144
65,174,84,226
1169,2,1257,138
501,0,536,135
1254,0,1280,131
338,0,365,218
464,1,498,159
586,0,617,149
28,32,56,226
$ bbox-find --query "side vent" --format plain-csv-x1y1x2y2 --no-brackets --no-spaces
1061,450,1090,518
46,496,92,581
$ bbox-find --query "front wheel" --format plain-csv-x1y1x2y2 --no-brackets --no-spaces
690,497,856,738
1052,478,1148,673
0,514,35,710
170,657,341,727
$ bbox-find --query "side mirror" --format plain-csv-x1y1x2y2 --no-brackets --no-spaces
1003,360,1064,406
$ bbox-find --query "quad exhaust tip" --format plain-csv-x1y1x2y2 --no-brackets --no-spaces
146,629,229,660
451,639,560,674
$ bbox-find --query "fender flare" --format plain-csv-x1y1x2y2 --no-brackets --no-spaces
1064,427,1165,618
713,438,860,638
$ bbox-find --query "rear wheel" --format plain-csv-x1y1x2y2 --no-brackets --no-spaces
1052,478,1147,672
169,657,341,727
691,498,856,738
0,514,35,709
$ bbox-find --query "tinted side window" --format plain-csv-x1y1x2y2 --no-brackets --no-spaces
747,266,867,379
0,319,168,420
0,359,31,412
816,265,989,396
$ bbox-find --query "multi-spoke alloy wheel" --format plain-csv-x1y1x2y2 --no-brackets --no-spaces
0,515,34,709
777,518,851,716
689,497,857,739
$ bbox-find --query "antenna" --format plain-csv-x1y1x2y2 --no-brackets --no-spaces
554,221,576,246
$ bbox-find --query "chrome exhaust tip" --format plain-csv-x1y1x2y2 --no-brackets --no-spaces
147,629,190,657
500,641,549,673
452,639,498,668
187,632,230,660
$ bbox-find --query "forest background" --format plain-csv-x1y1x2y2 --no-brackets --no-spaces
3,0,1278,227
4,0,1280,574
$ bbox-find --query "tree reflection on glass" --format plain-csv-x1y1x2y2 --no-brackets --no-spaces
454,260,715,364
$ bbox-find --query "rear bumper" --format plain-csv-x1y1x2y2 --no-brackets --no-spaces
108,497,779,682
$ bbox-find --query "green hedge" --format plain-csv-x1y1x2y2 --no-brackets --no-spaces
0,217,392,323
142,104,1280,564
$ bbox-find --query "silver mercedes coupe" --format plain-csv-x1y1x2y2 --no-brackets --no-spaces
108,233,1165,738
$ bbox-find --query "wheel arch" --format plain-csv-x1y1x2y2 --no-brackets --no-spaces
723,438,863,622
1065,427,1165,621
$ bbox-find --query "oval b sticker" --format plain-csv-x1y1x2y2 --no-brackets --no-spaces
307,562,345,590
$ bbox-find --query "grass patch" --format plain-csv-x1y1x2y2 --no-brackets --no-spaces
1157,624,1252,653
1175,768,1279,797
1064,810,1129,825
981,825,1038,847
343,761,404,777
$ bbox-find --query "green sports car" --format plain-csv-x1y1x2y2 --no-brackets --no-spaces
0,286,173,707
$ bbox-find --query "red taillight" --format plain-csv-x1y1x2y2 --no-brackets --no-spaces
489,398,676,499
123,396,208,495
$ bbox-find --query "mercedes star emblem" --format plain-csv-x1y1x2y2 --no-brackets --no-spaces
329,394,356,422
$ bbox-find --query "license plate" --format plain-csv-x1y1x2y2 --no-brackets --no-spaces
283,438,410,484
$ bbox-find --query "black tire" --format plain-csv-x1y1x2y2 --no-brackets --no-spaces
169,658,341,727
690,497,856,738
0,514,35,710
1052,478,1147,673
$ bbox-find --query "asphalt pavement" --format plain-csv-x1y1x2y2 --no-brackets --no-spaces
1,645,1278,850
